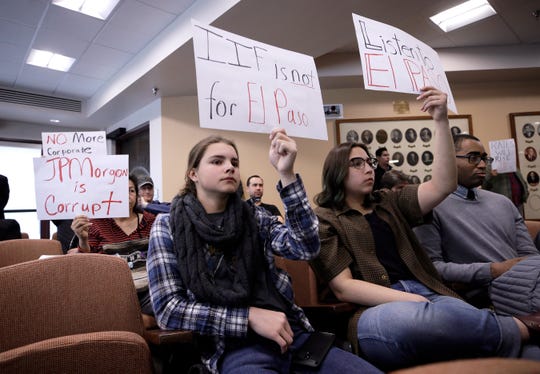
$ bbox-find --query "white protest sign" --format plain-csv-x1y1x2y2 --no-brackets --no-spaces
192,19,327,140
41,131,107,157
33,154,129,220
352,14,458,114
489,139,517,173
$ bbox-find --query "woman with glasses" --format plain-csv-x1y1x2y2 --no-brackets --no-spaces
310,87,527,371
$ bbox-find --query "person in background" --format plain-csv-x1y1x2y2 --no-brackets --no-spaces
414,134,540,313
51,219,76,253
380,169,410,192
246,174,284,222
0,174,22,241
310,87,537,371
483,166,528,217
131,166,171,214
147,129,381,374
0,174,8,220
69,175,156,314
373,147,391,190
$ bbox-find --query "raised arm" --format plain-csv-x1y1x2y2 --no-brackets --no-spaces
260,128,319,260
416,87,457,215
269,128,297,187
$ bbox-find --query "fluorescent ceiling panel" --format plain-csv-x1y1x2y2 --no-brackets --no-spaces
27,49,76,72
430,0,496,32
52,0,121,20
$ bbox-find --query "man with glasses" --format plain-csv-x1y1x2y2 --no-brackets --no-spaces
414,134,540,313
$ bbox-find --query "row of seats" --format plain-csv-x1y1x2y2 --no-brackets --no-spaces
2,227,540,372
0,253,153,373
0,239,196,373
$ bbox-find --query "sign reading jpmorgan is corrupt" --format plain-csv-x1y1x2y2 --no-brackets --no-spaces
34,131,129,219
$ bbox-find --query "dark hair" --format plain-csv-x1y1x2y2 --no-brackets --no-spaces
128,174,143,214
246,175,262,186
0,175,10,218
380,170,410,190
181,135,239,196
315,142,373,209
453,133,480,152
375,147,388,157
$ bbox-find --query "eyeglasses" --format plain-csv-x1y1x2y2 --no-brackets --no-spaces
349,156,378,170
455,153,494,165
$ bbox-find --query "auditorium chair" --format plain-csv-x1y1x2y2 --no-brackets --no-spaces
525,219,540,244
274,256,354,342
0,254,153,373
0,238,63,268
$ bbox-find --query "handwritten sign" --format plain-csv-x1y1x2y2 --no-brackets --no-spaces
192,19,327,140
352,14,457,114
41,131,107,157
33,154,129,220
489,139,517,173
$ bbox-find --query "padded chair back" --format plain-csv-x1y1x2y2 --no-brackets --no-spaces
274,256,319,306
525,220,540,241
0,239,63,268
0,254,145,353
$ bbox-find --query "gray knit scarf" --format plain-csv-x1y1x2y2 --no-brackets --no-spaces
170,192,261,305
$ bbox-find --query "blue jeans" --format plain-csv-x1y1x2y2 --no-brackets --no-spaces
219,326,382,373
357,280,521,371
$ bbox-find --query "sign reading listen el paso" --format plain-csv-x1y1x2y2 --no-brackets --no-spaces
353,13,457,114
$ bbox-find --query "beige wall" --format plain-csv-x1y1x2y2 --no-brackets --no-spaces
160,95,330,208
160,79,540,208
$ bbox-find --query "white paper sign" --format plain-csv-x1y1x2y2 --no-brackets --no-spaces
192,19,327,140
352,14,457,114
33,154,129,219
489,139,517,173
41,131,107,157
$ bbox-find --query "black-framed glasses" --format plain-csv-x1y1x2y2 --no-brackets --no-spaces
349,156,378,170
455,153,494,165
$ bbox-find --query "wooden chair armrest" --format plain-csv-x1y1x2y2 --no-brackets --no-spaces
141,313,158,329
141,313,194,345
144,328,194,345
301,302,355,314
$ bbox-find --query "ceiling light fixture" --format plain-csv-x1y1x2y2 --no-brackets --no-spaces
430,0,497,32
27,49,76,72
52,0,121,20
50,119,61,123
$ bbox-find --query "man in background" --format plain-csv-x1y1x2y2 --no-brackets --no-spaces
131,167,170,215
246,175,283,222
374,147,392,190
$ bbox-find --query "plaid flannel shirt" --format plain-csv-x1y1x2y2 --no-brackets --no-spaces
147,175,318,373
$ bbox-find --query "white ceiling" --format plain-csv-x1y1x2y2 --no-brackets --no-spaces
0,0,539,130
